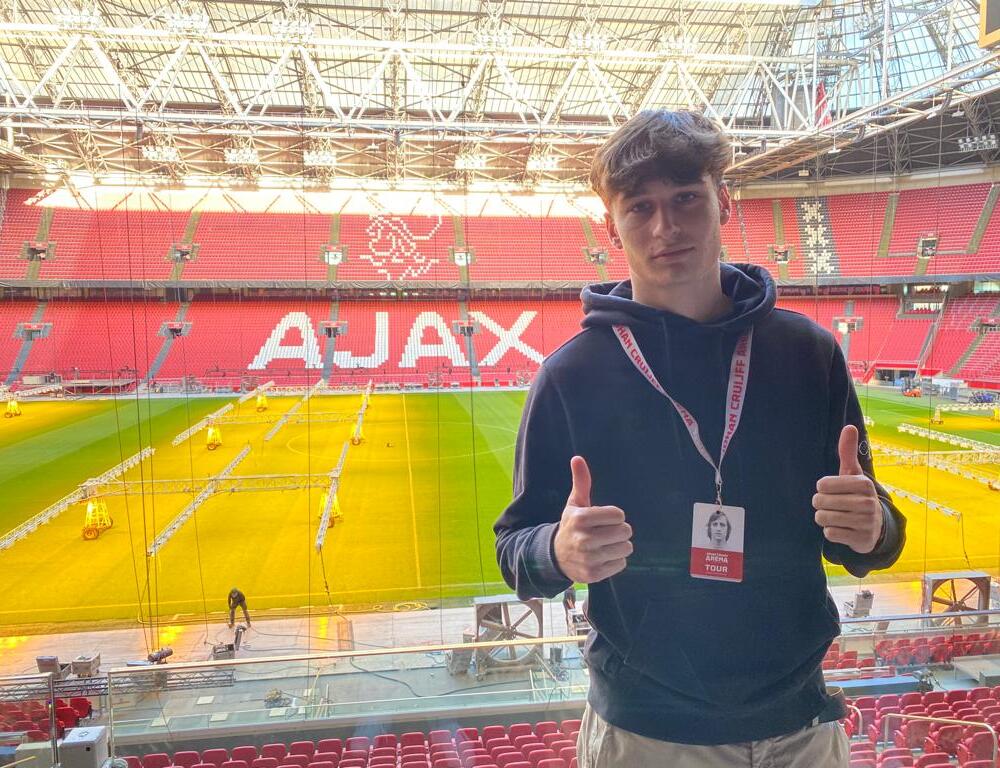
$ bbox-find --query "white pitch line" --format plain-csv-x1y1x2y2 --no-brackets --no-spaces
402,393,422,588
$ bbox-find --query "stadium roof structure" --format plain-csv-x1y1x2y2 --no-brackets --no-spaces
0,0,997,191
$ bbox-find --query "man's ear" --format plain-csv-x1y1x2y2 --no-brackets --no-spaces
718,183,732,225
604,211,622,248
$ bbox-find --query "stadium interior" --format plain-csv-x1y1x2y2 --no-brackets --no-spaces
1,0,1000,767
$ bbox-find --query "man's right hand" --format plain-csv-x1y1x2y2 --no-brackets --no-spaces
553,456,633,583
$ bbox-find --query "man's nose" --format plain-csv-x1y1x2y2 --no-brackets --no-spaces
650,206,680,239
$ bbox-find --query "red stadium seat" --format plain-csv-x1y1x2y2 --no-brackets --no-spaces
945,689,969,704
559,721,580,737
289,743,314,759
231,748,258,764
482,726,506,743
316,741,341,756
261,746,287,761
957,730,996,764
878,758,913,768
201,749,229,767
924,723,962,755
143,754,171,768
69,697,93,718
893,720,930,750
508,724,533,739
172,755,200,768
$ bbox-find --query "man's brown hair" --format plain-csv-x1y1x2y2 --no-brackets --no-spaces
590,110,731,205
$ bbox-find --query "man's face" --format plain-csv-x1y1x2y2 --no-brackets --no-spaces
710,516,729,542
604,174,730,298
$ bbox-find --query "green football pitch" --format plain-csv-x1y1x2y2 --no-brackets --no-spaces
0,386,996,630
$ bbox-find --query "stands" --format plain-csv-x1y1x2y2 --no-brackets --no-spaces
1,183,996,283
124,723,582,768
925,296,1000,376
0,297,995,386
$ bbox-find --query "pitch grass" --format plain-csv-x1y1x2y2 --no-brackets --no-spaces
0,387,996,628
0,392,522,628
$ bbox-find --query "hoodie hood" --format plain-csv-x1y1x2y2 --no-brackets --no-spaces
581,262,776,333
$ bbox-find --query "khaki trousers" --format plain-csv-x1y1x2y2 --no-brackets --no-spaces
577,704,849,768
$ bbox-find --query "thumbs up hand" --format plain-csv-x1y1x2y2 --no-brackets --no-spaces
553,456,633,583
813,425,884,554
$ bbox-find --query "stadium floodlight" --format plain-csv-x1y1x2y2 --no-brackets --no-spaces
455,154,488,170
224,147,260,165
165,11,210,33
270,17,314,40
958,134,998,152
304,149,338,168
569,32,610,52
474,29,515,49
54,7,101,28
660,34,699,55
526,155,560,172
141,145,181,163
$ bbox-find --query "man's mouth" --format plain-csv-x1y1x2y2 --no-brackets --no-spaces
652,247,693,260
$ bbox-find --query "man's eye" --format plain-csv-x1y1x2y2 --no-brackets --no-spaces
677,193,697,203
629,202,650,213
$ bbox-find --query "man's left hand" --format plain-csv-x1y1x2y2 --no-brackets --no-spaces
813,425,884,554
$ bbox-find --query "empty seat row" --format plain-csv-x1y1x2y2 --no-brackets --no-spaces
125,721,583,768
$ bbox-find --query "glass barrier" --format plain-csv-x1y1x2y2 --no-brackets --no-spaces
2,606,998,754
107,634,589,748
0,671,59,767
102,607,1000,751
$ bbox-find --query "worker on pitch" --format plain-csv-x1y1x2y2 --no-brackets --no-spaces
227,587,251,628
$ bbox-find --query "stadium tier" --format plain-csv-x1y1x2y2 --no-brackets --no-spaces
2,184,999,282
463,217,600,282
889,185,988,265
0,189,43,278
5,296,996,385
924,295,1000,376
960,331,1000,380
21,300,177,380
182,213,331,282
38,209,189,281
0,300,35,378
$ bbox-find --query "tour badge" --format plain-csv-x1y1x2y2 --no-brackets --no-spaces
690,502,746,583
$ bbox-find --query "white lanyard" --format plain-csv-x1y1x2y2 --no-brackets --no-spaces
612,324,753,505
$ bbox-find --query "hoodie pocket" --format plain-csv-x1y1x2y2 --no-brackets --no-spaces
624,598,712,706
622,587,837,714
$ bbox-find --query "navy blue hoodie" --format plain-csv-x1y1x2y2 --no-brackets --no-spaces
494,263,905,745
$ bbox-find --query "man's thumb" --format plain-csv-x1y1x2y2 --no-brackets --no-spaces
838,425,864,476
568,455,592,507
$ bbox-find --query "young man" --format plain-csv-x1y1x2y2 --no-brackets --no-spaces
494,110,905,766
